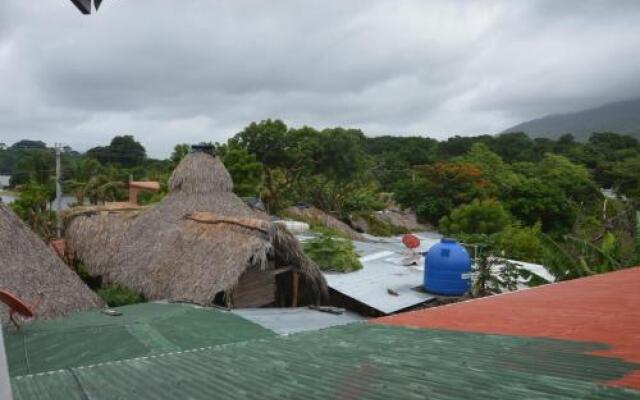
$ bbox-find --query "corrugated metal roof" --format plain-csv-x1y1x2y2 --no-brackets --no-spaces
321,233,441,314
376,267,640,390
11,323,640,399
231,307,364,334
3,302,274,377
313,232,552,313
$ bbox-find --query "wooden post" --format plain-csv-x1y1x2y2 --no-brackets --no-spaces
291,271,299,307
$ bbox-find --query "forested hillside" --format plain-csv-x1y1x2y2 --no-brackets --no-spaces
504,98,640,141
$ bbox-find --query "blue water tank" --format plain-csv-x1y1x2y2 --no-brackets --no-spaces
424,238,471,296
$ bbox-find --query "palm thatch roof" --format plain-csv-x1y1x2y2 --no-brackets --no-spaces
0,203,102,322
65,151,327,306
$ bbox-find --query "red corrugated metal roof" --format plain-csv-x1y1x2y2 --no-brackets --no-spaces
375,267,640,389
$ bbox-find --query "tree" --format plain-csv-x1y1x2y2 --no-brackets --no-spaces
471,253,521,297
438,135,493,158
537,153,601,205
439,199,511,236
492,224,543,263
490,132,535,162
10,140,46,150
218,146,263,197
229,120,304,212
599,156,640,201
170,144,190,167
10,183,56,239
365,136,438,191
504,177,574,233
588,132,639,161
395,162,494,223
456,143,522,197
87,135,146,167
9,149,55,187
539,232,622,281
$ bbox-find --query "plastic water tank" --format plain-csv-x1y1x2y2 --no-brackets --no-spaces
424,238,471,296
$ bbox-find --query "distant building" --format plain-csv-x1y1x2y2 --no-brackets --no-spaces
0,176,10,190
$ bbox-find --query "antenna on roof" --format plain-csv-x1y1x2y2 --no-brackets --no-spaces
69,0,103,15
191,143,216,156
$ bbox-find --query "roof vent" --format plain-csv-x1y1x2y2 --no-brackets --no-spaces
191,143,216,156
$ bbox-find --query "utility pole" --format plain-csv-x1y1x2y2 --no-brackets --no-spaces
55,144,63,238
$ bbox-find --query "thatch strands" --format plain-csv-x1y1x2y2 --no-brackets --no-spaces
64,207,143,277
0,203,102,322
65,151,327,305
188,212,272,233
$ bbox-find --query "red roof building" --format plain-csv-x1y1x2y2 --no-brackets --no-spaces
376,266,640,390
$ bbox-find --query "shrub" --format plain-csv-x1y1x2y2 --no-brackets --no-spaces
303,233,362,272
97,284,145,307
492,224,543,263
439,199,510,235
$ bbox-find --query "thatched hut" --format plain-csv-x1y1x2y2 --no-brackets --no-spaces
0,203,102,322
65,149,327,308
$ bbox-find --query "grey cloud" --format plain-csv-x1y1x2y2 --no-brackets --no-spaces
1,0,639,157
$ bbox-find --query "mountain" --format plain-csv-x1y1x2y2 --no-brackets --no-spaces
503,98,640,141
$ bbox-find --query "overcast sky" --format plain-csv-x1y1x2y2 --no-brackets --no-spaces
1,1,639,157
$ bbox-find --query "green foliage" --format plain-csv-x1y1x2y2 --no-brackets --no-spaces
471,253,521,297
504,177,575,233
10,149,55,187
537,153,601,204
10,183,56,239
364,136,438,191
97,284,145,307
538,231,623,281
218,145,263,197
303,233,362,272
439,199,511,236
87,135,146,167
3,124,640,284
492,224,543,263
395,162,494,223
170,144,190,167
229,120,375,214
341,183,385,215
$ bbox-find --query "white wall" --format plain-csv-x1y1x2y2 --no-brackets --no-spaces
0,326,13,399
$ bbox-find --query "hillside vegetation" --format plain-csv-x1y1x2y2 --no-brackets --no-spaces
2,122,640,283
504,98,640,141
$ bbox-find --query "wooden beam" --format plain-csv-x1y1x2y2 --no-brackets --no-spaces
291,271,299,307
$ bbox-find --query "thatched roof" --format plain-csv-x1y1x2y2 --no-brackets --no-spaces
0,203,102,322
65,151,327,305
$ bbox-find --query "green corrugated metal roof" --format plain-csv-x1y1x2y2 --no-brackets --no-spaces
11,324,640,399
3,302,274,376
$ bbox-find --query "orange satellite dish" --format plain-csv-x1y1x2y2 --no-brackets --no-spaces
402,234,421,249
0,289,42,329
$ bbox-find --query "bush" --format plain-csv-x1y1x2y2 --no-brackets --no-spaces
97,284,145,307
439,199,510,235
303,233,362,272
492,224,543,263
